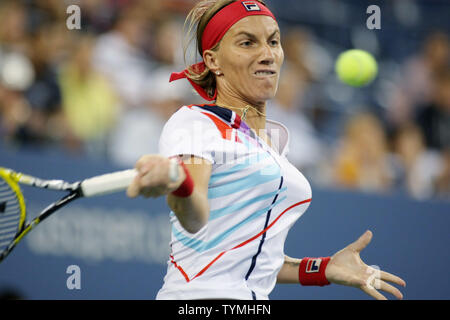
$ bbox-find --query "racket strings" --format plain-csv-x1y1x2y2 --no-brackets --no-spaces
0,178,22,252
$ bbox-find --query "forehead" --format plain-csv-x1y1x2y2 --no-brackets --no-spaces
226,16,280,37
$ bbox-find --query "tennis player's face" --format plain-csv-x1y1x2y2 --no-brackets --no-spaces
214,16,284,104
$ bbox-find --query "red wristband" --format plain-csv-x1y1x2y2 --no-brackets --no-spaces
299,257,331,286
171,159,194,198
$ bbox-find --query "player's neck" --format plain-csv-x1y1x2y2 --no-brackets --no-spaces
215,96,266,132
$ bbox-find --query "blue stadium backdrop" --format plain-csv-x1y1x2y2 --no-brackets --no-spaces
0,145,449,300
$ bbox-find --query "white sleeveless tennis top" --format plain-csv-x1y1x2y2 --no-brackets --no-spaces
156,104,312,300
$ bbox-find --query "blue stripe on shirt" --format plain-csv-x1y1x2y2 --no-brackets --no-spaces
172,195,287,253
209,187,287,220
209,152,271,185
208,164,281,199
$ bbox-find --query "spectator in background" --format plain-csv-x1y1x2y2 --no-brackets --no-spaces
0,1,64,146
92,1,155,109
0,1,32,143
0,0,447,203
413,69,450,200
151,18,184,68
148,18,198,119
280,27,314,83
0,57,34,142
435,149,450,199
333,112,393,193
97,3,194,167
0,1,28,54
28,0,66,24
59,35,119,157
20,23,66,145
91,2,161,167
388,32,449,129
415,70,450,151
390,123,443,200
79,0,118,34
266,65,324,173
279,26,336,142
265,26,333,178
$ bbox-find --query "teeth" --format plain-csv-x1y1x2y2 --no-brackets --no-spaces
255,71,274,76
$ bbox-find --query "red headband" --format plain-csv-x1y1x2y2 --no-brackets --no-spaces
169,1,277,101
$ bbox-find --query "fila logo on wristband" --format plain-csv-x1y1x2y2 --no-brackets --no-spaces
242,1,261,11
305,258,322,273
299,257,331,286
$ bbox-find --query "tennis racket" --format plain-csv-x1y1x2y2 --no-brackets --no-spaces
0,167,137,262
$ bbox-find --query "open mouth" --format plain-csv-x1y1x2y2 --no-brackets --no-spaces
254,70,276,76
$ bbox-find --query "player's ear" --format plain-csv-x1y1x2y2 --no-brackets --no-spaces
203,49,221,75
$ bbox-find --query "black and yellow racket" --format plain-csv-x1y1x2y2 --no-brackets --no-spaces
0,167,137,262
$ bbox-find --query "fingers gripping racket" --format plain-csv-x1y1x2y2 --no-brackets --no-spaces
0,167,137,262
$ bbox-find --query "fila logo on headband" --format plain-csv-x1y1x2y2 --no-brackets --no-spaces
305,258,322,273
242,1,261,11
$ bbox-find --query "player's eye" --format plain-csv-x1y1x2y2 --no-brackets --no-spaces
270,39,280,46
240,40,254,47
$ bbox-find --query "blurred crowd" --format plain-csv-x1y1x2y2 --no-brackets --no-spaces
0,0,449,201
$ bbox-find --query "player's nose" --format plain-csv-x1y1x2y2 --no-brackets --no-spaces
258,43,275,65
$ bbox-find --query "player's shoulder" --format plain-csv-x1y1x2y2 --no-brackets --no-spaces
161,105,214,135
166,104,219,125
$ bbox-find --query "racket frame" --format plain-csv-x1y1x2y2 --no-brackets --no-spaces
0,167,136,262
0,168,83,262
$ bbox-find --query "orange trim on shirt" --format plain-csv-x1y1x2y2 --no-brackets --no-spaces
171,198,312,282
201,112,233,141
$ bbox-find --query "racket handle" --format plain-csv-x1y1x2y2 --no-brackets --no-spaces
80,169,137,197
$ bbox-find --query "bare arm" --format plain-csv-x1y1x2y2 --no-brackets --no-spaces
277,231,406,300
277,255,302,284
167,156,211,233
127,155,212,234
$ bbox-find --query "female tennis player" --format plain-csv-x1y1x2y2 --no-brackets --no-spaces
127,0,406,300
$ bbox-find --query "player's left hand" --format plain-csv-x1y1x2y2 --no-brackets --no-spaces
325,230,406,300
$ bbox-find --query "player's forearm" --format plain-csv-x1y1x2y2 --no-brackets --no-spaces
166,156,211,234
167,189,210,234
277,256,302,284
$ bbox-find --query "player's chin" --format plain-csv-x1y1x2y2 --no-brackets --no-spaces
256,87,278,102
251,83,278,101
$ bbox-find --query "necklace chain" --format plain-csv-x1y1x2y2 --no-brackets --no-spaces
216,102,274,147
216,103,266,121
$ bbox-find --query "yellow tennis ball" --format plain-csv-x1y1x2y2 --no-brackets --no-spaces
335,49,378,87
